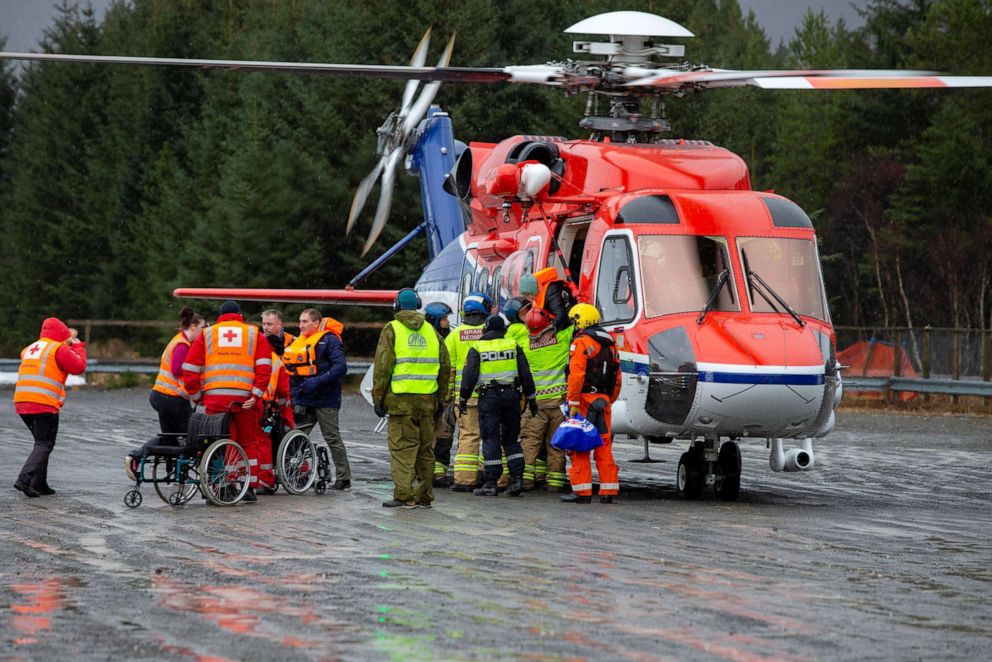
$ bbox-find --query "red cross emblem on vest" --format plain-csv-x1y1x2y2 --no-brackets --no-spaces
218,327,243,348
26,341,46,357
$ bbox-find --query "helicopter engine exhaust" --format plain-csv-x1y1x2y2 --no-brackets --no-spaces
769,438,815,472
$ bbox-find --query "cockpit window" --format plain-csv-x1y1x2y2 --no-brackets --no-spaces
737,237,827,321
638,235,739,318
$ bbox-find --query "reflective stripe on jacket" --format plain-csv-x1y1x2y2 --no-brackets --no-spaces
263,353,288,404
524,326,572,401
476,337,519,387
390,320,440,394
202,321,261,398
14,339,69,410
152,331,191,398
444,323,484,395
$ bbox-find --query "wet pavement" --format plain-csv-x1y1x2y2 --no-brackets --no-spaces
1,388,991,661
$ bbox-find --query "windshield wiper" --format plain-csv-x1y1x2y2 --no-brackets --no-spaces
742,249,806,327
696,268,730,325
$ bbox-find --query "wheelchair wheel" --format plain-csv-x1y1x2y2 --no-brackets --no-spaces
199,439,250,506
124,490,142,509
152,457,199,507
276,430,318,495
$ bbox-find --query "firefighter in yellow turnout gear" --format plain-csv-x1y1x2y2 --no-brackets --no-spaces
446,291,492,491
519,306,572,491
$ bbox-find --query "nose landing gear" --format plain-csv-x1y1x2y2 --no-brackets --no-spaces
677,437,741,501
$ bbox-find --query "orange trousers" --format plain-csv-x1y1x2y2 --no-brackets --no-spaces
567,394,619,496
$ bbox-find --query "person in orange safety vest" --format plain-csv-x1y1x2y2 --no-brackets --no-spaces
150,306,206,434
182,300,273,502
258,332,296,494
13,317,88,498
560,303,622,504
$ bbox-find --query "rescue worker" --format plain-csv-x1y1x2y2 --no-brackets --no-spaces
183,301,272,502
261,308,295,346
372,288,451,508
519,305,572,492
149,306,206,434
446,291,491,491
458,315,537,497
13,317,87,497
522,267,576,325
503,295,533,348
284,308,351,490
561,303,622,504
258,332,296,494
424,301,455,487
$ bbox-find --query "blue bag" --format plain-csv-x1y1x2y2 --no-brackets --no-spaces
551,414,603,452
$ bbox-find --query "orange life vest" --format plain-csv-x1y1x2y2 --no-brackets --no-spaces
14,339,70,410
263,353,287,405
281,318,343,377
202,321,259,397
152,331,192,398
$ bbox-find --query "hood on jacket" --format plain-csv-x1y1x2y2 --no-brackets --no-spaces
40,317,70,342
462,311,487,327
394,310,426,330
582,325,615,348
318,317,345,339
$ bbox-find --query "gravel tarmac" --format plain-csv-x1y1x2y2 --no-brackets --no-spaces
1,388,991,661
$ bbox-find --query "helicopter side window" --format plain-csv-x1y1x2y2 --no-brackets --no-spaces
491,267,503,305
596,236,637,325
476,268,490,297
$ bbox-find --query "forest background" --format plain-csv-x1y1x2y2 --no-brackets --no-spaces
0,0,989,354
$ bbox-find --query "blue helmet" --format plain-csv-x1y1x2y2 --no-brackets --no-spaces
462,291,492,315
502,296,532,324
424,302,453,330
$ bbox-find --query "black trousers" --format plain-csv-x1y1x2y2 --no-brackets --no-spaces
18,413,60,489
477,387,525,482
149,390,192,434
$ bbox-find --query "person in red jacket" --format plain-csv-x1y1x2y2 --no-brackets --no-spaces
182,301,272,502
13,317,87,498
258,332,296,494
561,303,622,505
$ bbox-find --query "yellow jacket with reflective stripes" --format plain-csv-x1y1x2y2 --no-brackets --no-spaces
444,322,484,397
523,326,572,401
390,320,441,395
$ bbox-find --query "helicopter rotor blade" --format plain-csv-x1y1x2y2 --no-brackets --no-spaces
625,67,992,90
401,34,456,139
347,158,385,235
362,147,404,256
401,29,432,113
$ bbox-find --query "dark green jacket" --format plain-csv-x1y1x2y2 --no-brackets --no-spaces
372,311,451,415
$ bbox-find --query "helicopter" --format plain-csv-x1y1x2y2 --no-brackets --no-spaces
4,10,990,500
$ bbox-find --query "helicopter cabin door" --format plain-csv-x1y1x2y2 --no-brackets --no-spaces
554,217,591,288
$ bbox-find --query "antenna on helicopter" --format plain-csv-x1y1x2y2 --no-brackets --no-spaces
346,30,456,256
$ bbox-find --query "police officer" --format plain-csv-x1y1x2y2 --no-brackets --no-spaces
372,289,451,508
424,301,455,487
458,315,537,497
561,303,622,504
446,291,491,492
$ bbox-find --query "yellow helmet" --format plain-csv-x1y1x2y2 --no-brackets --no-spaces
568,303,601,330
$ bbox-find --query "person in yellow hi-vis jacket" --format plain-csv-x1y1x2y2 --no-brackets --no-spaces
372,289,451,509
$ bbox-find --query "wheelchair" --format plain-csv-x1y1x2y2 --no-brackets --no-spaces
262,402,330,495
123,410,250,508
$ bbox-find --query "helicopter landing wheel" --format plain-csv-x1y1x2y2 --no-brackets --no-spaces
677,445,704,499
715,441,741,502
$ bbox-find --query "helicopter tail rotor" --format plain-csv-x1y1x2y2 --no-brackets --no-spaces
349,32,456,256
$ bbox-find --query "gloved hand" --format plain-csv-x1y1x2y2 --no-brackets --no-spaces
458,399,468,416
527,396,538,417
568,405,580,418
443,401,457,429
374,402,387,418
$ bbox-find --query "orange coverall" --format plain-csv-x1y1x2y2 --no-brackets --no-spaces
566,329,622,497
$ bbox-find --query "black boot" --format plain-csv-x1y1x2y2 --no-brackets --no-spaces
433,475,452,488
242,488,257,503
507,477,523,497
600,496,615,504
473,482,498,496
560,492,591,504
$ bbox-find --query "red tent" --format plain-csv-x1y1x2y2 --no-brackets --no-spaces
837,339,918,401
